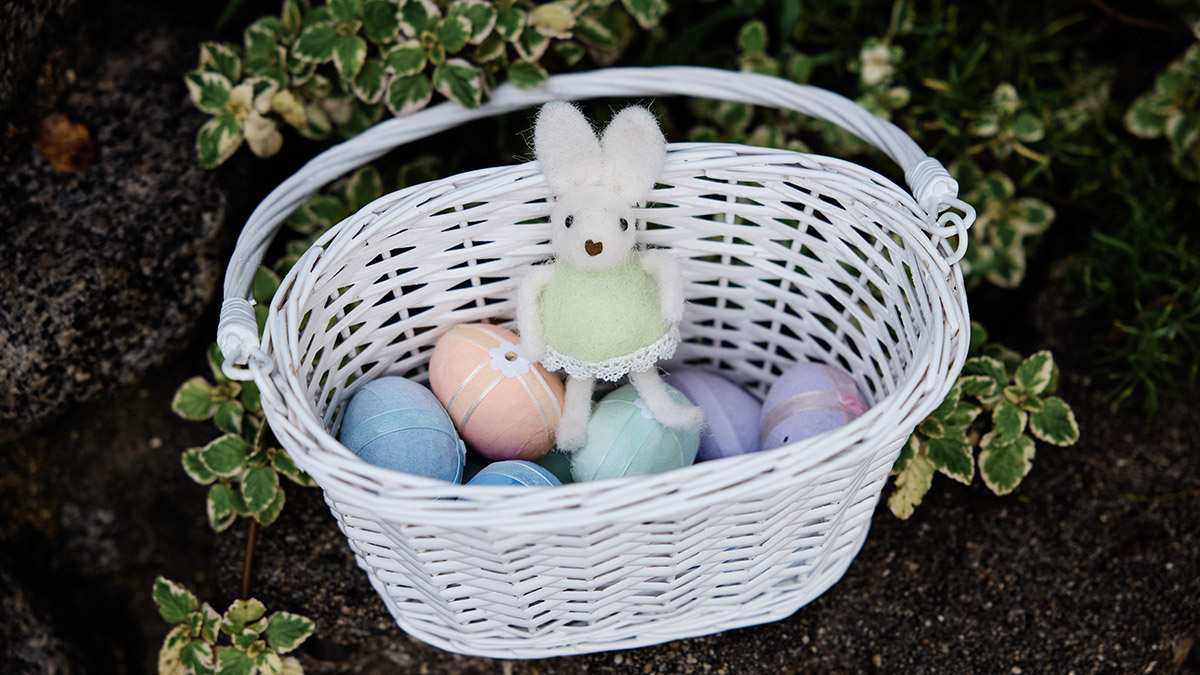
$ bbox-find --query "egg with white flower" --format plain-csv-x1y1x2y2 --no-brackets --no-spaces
429,323,565,461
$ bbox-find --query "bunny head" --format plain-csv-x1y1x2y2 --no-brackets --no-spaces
534,102,667,271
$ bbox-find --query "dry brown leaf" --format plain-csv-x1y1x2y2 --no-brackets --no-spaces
35,113,95,172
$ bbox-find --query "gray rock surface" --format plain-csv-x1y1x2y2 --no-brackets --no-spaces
0,554,83,675
0,5,226,442
0,0,81,117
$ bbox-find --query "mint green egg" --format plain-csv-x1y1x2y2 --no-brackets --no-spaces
570,385,701,482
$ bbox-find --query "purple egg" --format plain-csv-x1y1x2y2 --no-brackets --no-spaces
760,362,867,451
666,368,762,462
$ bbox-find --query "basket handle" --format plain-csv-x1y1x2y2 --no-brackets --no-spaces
217,66,972,378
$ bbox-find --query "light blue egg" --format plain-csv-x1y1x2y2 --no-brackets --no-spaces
570,384,701,482
338,376,465,482
466,460,562,487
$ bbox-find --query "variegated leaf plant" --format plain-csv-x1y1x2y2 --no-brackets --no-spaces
1124,20,1200,181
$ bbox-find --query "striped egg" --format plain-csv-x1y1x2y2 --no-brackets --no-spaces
760,362,868,451
570,384,701,482
429,323,565,461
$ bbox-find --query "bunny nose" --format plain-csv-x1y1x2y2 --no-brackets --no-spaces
585,240,603,256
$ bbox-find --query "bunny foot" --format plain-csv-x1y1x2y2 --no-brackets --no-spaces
555,375,596,451
629,368,706,432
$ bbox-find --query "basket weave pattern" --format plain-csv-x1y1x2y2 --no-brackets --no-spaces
218,68,972,658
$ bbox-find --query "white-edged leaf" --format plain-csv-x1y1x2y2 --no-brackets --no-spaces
241,466,280,514
265,612,316,653
432,58,484,108
891,433,922,475
293,23,338,63
154,577,199,624
450,0,497,44
196,114,243,169
507,60,547,88
385,73,432,115
216,646,255,675
333,35,368,83
494,6,526,42
927,432,975,485
362,0,402,43
621,0,668,29
172,377,217,420
554,40,586,66
182,447,218,485
887,453,935,519
339,165,384,210
221,598,268,636
199,603,221,644
530,2,574,38
199,434,248,478
213,400,244,435
437,15,472,53
991,400,1028,444
207,483,238,532
254,484,286,526
330,0,362,22
399,0,440,35
186,71,233,115
383,39,426,76
1029,396,1079,446
979,433,1036,495
159,625,190,675
272,450,316,487
200,42,242,83
257,651,284,675
513,25,550,62
1015,350,1054,395
180,639,216,675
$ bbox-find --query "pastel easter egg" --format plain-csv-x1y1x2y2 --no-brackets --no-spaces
571,384,701,482
666,368,762,462
760,362,867,451
466,460,563,487
338,376,466,482
535,450,575,484
429,323,565,461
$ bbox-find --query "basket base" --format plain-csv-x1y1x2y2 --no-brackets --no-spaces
358,520,874,659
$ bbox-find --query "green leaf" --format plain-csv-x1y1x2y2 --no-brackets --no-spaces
917,416,945,439
962,355,1007,384
196,114,244,169
213,401,244,435
330,0,363,22
437,15,472,54
400,0,440,35
929,381,964,420
200,434,248,478
991,400,1028,443
554,40,586,66
737,20,768,54
272,450,315,487
927,433,975,485
241,466,280,514
432,59,484,108
280,0,305,33
180,639,216,675
1014,350,1054,395
1124,93,1170,138
1010,112,1044,143
514,26,550,62
265,612,316,653
351,58,387,104
173,377,217,420
574,11,618,49
222,599,268,636
340,165,384,210
207,483,238,532
183,447,218,485
293,23,338,63
154,577,200,625
887,453,934,519
200,42,243,83
1029,396,1079,446
450,0,497,44
383,39,427,76
199,603,221,644
186,71,233,115
251,267,280,307
385,73,432,115
232,632,260,650
160,625,190,675
507,60,547,88
979,433,1035,495
944,400,982,429
957,374,999,401
216,646,255,675
257,651,284,675
254,484,286,526
494,7,526,42
333,35,368,83
621,0,667,29
362,0,401,43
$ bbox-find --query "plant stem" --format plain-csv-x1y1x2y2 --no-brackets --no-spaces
241,519,258,600
1085,0,1191,35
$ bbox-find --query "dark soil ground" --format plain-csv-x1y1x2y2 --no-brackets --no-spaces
2,1,1198,674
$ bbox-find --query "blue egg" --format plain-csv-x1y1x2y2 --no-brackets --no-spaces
338,376,465,482
466,460,562,487
570,384,701,482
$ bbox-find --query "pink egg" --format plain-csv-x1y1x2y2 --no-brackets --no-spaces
429,324,565,461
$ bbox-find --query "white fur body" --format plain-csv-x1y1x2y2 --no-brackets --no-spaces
516,102,703,451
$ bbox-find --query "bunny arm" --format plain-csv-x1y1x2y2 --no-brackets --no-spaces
636,249,686,325
516,263,556,361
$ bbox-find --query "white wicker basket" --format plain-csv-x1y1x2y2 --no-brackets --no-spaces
216,67,974,659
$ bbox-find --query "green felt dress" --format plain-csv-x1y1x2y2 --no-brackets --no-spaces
538,255,679,381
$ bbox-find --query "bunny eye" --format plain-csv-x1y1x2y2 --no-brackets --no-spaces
564,215,574,228
619,218,629,231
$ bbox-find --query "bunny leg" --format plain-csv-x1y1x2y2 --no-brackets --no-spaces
556,375,596,451
629,369,705,432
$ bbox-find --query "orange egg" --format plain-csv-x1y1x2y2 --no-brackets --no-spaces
428,324,565,461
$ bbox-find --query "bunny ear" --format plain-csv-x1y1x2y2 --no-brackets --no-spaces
534,101,604,196
600,106,667,205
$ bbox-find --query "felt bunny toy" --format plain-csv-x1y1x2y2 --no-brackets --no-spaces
517,101,704,451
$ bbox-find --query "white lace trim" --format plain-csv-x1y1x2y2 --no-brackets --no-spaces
541,327,680,382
